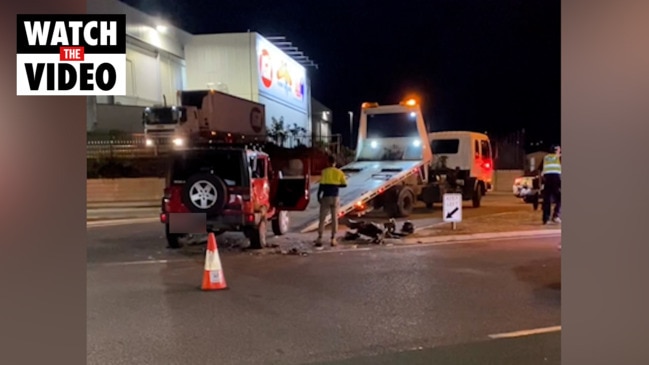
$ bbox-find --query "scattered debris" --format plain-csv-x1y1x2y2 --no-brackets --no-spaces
344,231,360,240
401,221,415,234
343,218,416,244
347,219,386,244
279,247,309,256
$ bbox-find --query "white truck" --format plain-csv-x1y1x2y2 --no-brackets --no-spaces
142,89,267,149
294,99,491,233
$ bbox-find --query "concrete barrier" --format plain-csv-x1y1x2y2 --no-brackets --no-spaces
87,178,165,203
87,171,522,203
87,176,323,204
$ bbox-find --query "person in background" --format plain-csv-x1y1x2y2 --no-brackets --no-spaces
538,145,562,224
316,155,348,248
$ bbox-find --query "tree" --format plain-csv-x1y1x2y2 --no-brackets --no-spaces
288,123,307,147
268,116,287,146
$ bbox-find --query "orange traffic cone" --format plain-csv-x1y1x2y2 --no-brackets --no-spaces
201,233,228,291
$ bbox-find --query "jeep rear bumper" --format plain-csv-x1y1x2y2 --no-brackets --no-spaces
160,211,261,233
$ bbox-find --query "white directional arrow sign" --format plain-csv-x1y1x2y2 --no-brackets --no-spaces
443,193,463,223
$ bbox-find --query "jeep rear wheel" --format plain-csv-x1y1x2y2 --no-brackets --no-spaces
181,173,228,216
165,224,183,249
271,210,290,236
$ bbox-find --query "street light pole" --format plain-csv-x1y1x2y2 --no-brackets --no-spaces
348,111,353,147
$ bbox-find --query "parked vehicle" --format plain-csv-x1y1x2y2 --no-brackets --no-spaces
427,131,494,204
294,98,491,233
513,174,542,210
142,89,266,149
160,144,310,249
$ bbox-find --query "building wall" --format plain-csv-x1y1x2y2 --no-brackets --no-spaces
185,32,312,139
526,151,548,172
311,98,332,142
88,0,190,132
86,0,315,139
94,104,146,133
87,0,191,58
184,33,257,101
255,33,310,135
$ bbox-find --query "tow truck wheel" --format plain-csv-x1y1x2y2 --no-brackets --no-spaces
386,186,415,218
472,183,483,208
372,195,385,210
271,210,290,236
398,187,416,217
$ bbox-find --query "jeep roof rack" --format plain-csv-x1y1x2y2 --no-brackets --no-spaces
181,133,271,151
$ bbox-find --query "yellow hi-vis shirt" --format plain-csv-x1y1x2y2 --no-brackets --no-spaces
318,167,348,197
542,154,562,175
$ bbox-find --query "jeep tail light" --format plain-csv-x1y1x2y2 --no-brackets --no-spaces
227,194,244,209
160,213,168,224
228,195,243,204
246,214,255,223
164,186,187,214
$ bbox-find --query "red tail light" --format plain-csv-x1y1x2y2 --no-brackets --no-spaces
163,186,188,214
482,159,493,170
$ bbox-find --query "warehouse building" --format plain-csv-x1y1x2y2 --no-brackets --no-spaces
87,0,330,144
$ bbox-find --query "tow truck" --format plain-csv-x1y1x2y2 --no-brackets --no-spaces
294,98,488,233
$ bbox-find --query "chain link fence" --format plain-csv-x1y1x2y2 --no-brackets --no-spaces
490,129,527,170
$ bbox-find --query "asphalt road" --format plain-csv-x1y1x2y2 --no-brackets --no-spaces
87,220,561,365
87,192,533,229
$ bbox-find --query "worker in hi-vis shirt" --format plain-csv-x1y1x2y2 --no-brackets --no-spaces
315,155,348,248
538,145,562,225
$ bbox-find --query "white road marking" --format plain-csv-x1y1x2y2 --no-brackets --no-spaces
89,258,195,267
317,247,372,254
292,233,561,256
488,325,561,339
87,217,159,228
394,232,561,249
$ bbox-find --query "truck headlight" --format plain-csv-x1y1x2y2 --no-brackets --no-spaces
172,138,184,146
145,139,154,147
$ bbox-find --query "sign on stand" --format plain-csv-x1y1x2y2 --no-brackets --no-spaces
443,193,463,229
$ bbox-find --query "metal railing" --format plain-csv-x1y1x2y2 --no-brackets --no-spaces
87,133,343,159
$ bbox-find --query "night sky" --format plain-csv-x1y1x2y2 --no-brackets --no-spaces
119,0,560,149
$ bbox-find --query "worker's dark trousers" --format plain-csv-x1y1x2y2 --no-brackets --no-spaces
542,173,561,223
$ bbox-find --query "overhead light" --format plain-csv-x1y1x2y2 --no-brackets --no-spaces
370,140,378,149
412,139,421,147
156,25,168,33
410,112,416,118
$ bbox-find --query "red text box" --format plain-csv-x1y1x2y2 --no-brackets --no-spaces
59,47,85,61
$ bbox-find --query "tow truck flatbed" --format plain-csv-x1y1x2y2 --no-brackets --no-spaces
292,160,426,233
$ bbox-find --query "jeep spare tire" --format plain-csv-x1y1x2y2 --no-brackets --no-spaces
181,173,228,216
